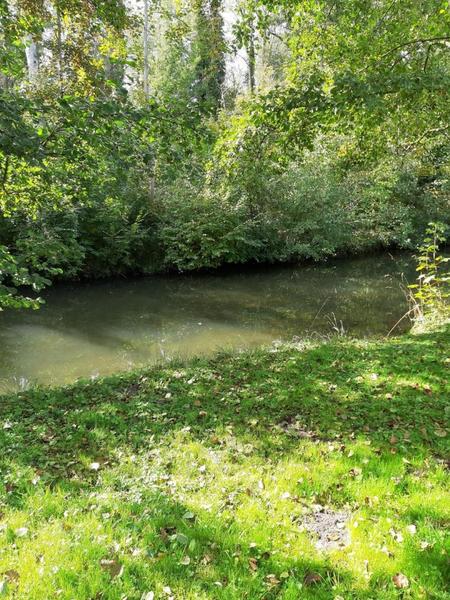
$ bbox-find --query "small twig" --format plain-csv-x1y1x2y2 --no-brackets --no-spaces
386,307,417,337
379,36,450,59
423,44,432,71
1,155,9,188
403,125,450,151
372,0,398,33
309,296,330,330
266,29,290,48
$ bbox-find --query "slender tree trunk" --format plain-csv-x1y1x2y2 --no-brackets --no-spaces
56,7,63,92
25,35,40,82
143,0,150,98
143,0,155,197
247,29,256,94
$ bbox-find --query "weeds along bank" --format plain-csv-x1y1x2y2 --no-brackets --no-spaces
0,321,448,599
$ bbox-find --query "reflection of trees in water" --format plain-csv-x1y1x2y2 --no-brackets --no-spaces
0,254,416,387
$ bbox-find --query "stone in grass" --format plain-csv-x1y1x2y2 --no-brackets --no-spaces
302,507,351,551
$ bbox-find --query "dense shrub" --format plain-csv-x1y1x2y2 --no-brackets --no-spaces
1,95,449,309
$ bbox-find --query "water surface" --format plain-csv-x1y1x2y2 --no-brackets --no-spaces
0,254,415,391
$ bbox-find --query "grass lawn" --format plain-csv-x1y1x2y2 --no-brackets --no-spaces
0,326,449,599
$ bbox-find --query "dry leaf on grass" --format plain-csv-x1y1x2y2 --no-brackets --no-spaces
392,573,409,589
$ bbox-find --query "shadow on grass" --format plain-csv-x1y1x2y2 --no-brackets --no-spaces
4,486,381,599
88,493,358,600
0,326,448,598
0,327,447,483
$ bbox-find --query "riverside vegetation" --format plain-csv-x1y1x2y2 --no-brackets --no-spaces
1,0,449,308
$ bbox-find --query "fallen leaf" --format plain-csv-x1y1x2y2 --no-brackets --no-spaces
392,573,409,589
419,540,433,551
349,467,362,477
363,559,370,574
304,572,322,586
14,527,28,538
248,557,258,571
389,529,403,543
100,558,123,579
159,527,172,541
265,573,280,587
2,571,19,583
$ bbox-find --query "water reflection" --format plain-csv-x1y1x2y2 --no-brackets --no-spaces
0,254,415,391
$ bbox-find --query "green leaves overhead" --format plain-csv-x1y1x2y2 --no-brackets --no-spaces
234,0,450,156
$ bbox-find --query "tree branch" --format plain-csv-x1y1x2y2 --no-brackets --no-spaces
380,36,450,59
1,156,9,189
403,125,450,151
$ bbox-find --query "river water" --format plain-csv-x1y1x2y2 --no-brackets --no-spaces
0,253,416,391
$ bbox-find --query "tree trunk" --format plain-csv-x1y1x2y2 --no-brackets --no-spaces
247,29,256,94
56,8,63,91
25,36,40,82
143,0,150,98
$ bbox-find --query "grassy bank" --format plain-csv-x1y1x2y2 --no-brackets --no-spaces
0,327,449,599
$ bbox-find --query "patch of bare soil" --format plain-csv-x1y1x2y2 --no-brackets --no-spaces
302,506,351,551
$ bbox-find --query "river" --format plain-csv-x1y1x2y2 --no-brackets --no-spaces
0,253,416,391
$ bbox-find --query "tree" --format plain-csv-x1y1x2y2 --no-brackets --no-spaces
193,0,226,113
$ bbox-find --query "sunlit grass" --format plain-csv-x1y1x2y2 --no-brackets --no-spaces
0,326,448,598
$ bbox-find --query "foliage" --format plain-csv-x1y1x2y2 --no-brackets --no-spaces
0,244,52,310
409,221,450,317
0,0,449,310
192,0,226,114
0,326,448,598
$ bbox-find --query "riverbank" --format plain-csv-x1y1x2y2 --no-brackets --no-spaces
0,325,449,599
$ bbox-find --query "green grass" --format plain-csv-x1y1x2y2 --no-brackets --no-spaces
0,327,449,599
